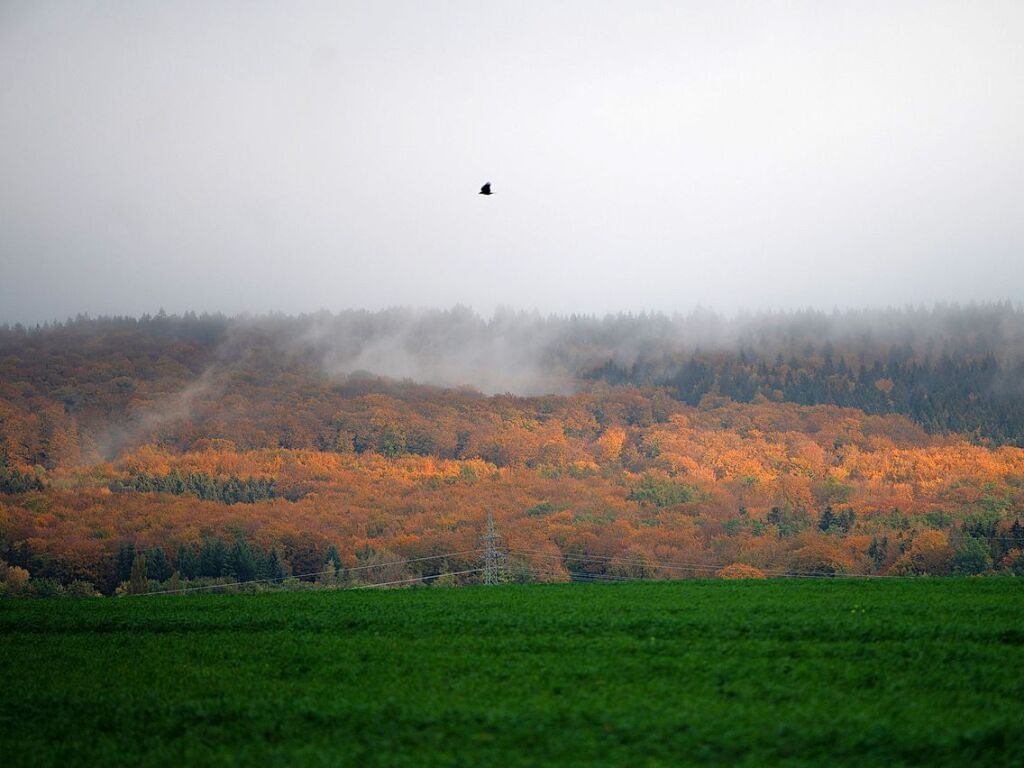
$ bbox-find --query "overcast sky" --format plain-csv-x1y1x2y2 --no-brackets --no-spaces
1,1,1022,324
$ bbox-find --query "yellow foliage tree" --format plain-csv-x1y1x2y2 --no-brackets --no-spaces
716,563,767,579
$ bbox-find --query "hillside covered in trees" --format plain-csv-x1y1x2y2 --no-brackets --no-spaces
1,305,1023,594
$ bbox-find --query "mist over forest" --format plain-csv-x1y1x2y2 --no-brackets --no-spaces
8,301,1024,381
264,302,1024,389
3,302,1024,459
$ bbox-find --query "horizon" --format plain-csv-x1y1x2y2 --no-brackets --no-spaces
4,298,1024,329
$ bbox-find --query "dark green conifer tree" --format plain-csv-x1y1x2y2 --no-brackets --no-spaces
200,537,228,577
128,554,148,595
146,547,172,581
322,544,345,584
818,506,836,532
228,539,257,582
263,546,286,582
116,543,136,584
176,544,198,579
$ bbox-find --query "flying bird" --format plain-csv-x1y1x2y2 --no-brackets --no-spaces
479,182,492,195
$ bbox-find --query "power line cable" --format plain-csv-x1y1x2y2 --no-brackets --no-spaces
353,567,488,589
506,547,903,580
513,547,902,580
133,548,486,596
521,562,893,583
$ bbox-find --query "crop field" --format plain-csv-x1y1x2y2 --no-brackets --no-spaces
1,579,1022,767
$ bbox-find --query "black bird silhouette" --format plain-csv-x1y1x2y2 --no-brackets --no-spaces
479,182,492,195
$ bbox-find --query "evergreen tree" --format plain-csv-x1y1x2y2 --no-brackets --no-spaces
319,544,345,585
1013,552,1024,577
868,536,889,569
818,506,836,532
951,537,993,576
164,468,186,494
228,539,257,582
176,544,198,579
110,470,278,504
262,546,286,582
834,509,856,533
116,543,136,584
146,547,172,581
325,544,343,576
199,537,228,578
1010,519,1024,552
128,554,148,595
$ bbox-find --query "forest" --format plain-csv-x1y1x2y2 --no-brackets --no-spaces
1,304,1023,595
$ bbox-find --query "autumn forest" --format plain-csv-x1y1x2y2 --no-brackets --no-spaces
2,304,1024,595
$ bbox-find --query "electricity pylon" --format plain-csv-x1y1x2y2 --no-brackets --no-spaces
483,510,502,585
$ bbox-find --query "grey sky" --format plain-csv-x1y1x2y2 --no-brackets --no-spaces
1,1,1022,324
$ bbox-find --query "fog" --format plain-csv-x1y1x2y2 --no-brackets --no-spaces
2,1,1023,324
127,302,1024,395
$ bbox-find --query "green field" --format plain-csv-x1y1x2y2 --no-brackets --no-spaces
1,580,1022,767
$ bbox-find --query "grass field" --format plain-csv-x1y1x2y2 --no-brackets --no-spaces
2,580,1022,767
